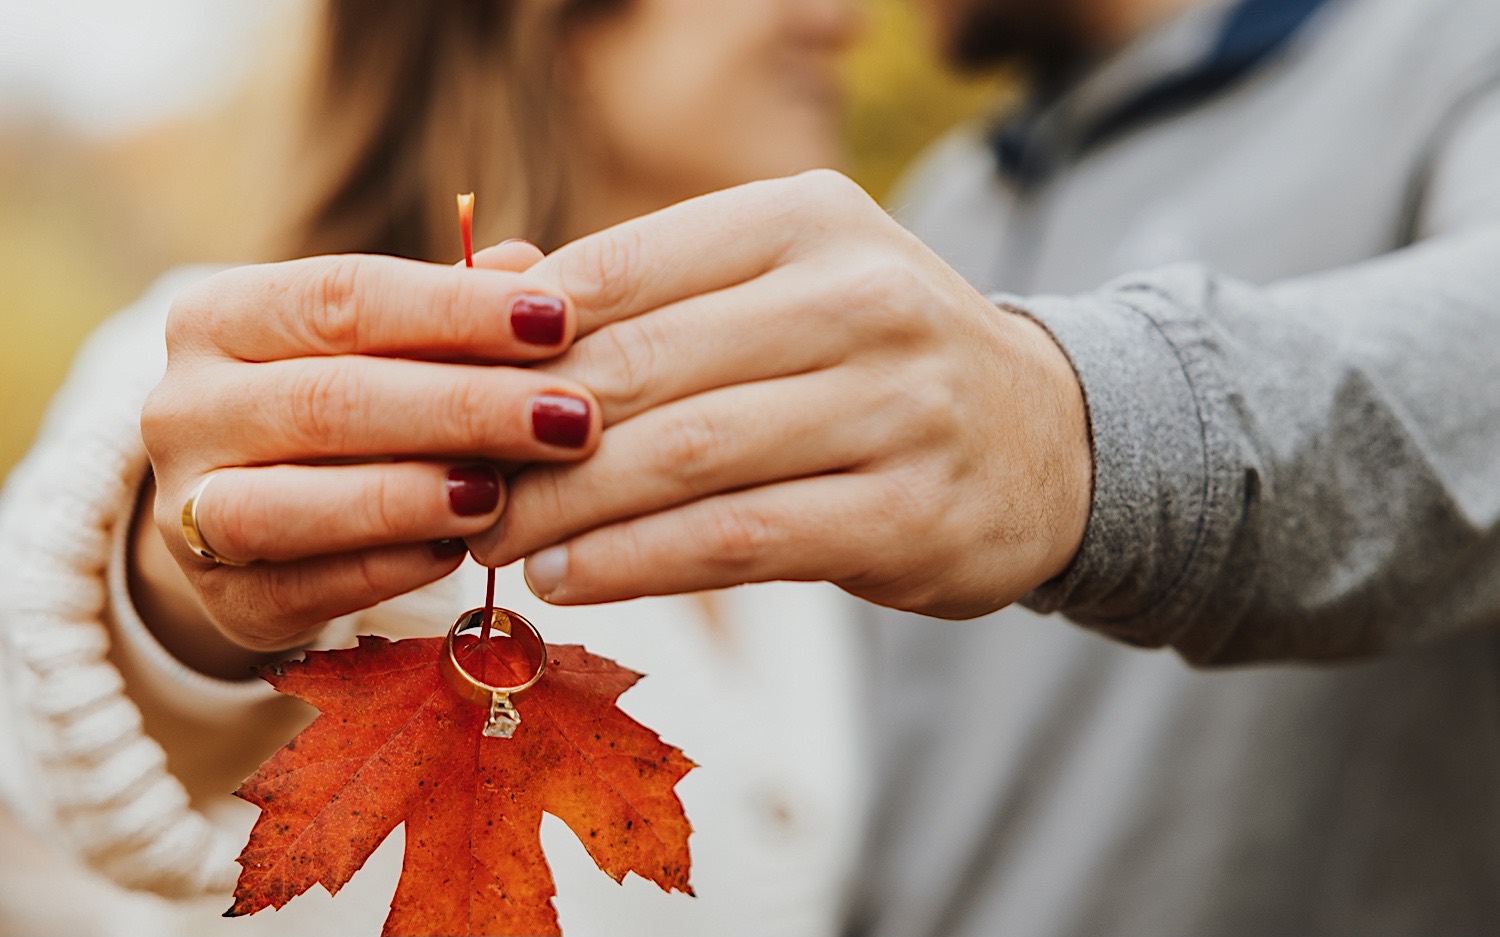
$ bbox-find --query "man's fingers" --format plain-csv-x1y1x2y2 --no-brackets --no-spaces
470,239,546,271
468,370,877,566
169,357,600,464
518,474,885,605
171,254,575,363
202,542,467,651
529,169,875,336
179,462,504,565
541,265,849,425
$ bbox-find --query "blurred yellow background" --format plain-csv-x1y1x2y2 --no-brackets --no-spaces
0,0,1006,477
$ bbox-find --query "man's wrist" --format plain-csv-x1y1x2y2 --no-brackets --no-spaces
998,304,1094,586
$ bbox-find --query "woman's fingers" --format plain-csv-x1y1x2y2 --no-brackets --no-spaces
468,369,884,566
159,356,602,464
201,542,469,650
181,461,505,565
152,461,488,651
518,474,889,606
170,254,576,364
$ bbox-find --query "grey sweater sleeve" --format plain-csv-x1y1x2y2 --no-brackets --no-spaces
1018,92,1500,665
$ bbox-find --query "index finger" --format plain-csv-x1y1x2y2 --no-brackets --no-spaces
529,169,872,336
170,253,576,363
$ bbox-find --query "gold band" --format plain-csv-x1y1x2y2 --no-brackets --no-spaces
180,473,247,567
441,607,548,739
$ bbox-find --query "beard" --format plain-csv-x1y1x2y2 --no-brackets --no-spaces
939,0,1090,75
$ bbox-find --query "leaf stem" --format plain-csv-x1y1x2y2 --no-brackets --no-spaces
457,193,494,651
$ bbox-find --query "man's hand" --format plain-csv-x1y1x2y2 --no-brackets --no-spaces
468,170,1092,619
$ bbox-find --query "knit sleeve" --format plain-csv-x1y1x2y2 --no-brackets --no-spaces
0,268,257,897
0,266,474,899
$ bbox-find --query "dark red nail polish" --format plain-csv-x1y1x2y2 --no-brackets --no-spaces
531,394,591,448
431,538,469,560
511,294,566,346
447,464,502,516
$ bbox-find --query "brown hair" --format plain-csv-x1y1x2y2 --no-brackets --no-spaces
284,0,616,263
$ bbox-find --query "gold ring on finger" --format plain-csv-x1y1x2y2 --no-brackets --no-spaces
179,473,248,567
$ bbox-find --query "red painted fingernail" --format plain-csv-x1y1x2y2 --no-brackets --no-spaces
447,464,502,516
431,538,469,560
531,394,591,448
511,294,566,346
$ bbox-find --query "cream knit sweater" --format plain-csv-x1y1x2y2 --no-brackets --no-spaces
0,269,866,936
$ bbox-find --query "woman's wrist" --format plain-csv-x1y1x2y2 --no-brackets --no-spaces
126,476,283,680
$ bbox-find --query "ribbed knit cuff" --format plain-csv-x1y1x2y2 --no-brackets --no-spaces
105,473,278,720
0,266,243,897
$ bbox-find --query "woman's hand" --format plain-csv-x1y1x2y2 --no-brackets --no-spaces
135,246,600,675
468,171,1092,620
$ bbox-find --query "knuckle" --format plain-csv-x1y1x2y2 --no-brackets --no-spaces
561,227,647,314
706,503,775,567
284,361,358,453
163,289,208,352
355,471,407,541
139,382,184,453
586,323,657,413
656,410,723,487
848,260,932,337
163,268,243,352
437,376,503,452
430,269,487,349
299,256,367,352
143,363,240,466
792,168,869,215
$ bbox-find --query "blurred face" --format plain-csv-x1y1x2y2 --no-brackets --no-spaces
564,0,863,226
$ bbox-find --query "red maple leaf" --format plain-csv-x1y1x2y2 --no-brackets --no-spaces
226,634,695,936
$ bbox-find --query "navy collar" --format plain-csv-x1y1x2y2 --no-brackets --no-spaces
992,0,1333,188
